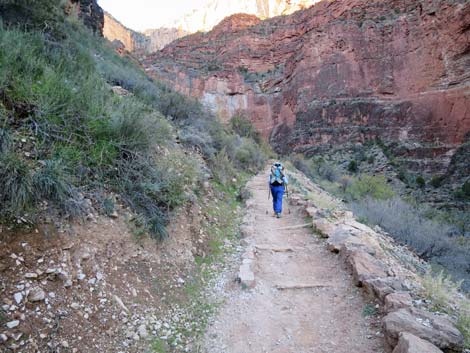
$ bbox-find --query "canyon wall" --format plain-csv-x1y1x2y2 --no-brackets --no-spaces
103,12,149,55
167,0,320,33
145,0,470,175
102,0,319,54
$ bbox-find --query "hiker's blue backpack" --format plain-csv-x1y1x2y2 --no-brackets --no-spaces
270,163,285,186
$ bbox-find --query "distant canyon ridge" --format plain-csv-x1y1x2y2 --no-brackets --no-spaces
102,0,319,55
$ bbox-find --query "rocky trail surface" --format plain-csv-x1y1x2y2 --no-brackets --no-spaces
203,169,385,353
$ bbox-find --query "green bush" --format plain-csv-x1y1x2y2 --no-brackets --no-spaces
211,149,236,184
462,181,470,198
0,152,35,217
230,114,261,143
430,175,444,188
348,160,358,173
416,176,426,188
346,175,395,200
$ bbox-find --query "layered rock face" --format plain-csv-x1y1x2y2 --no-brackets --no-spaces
145,0,470,175
102,0,318,54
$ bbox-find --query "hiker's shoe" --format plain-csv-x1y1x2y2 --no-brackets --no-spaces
276,213,281,218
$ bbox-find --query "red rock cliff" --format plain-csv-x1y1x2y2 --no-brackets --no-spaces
145,0,470,173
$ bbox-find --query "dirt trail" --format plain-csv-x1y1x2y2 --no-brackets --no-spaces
203,169,385,353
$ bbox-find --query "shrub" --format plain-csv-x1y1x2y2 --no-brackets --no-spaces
0,128,12,154
230,114,261,143
351,197,463,263
33,159,78,212
339,175,353,193
416,176,426,188
462,181,470,198
319,162,340,182
430,175,444,188
397,168,408,183
0,152,34,217
348,160,358,173
367,155,375,164
346,175,394,200
422,271,470,348
211,149,236,184
422,270,462,311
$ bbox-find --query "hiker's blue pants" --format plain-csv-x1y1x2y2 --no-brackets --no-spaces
270,185,285,214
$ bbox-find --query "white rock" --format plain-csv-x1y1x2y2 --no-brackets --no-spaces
70,303,80,310
13,292,23,304
24,273,38,279
61,340,69,348
0,333,8,342
138,324,148,338
28,287,45,302
6,320,20,329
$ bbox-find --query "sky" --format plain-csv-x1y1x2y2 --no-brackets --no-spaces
98,0,207,31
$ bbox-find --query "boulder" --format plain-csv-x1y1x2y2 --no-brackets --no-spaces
346,249,389,287
384,292,413,313
240,224,255,238
288,196,301,206
383,308,464,352
327,227,366,253
304,207,318,218
393,332,444,353
312,219,336,238
28,287,45,302
363,277,408,302
238,263,255,288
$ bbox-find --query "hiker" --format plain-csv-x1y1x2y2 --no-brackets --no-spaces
269,162,288,218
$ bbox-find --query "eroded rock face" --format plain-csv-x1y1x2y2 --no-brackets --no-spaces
71,0,104,35
145,0,470,176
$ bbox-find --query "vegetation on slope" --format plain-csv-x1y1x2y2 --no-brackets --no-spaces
0,3,267,239
291,154,470,293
